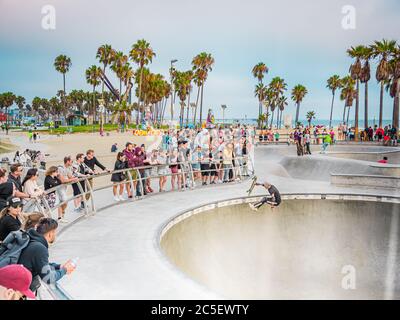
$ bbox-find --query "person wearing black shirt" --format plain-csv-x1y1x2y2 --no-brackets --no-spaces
84,150,109,202
7,164,29,200
44,166,62,221
249,181,281,211
0,196,23,241
0,168,16,212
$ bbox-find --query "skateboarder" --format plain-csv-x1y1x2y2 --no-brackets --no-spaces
249,182,281,211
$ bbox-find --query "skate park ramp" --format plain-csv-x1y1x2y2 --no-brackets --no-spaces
161,197,400,299
326,147,400,164
278,156,377,181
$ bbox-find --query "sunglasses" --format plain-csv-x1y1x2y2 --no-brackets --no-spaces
10,204,23,209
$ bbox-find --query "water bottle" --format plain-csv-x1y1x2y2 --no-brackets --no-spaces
70,257,79,268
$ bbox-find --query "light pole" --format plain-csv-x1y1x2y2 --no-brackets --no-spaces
170,59,177,124
221,104,227,127
190,103,196,127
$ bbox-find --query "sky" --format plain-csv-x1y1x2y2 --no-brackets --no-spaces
0,0,399,121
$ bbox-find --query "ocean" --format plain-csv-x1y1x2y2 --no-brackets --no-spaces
215,119,394,129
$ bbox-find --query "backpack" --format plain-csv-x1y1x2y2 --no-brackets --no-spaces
0,230,30,268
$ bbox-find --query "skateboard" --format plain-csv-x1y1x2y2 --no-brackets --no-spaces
246,176,258,196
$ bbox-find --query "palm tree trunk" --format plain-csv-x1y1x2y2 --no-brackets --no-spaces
364,81,369,130
199,84,204,125
393,80,400,129
329,92,335,129
295,102,300,124
379,82,384,128
186,92,190,126
193,86,201,126
343,104,347,124
347,106,351,127
92,86,96,126
354,80,360,141
276,109,280,128
279,109,283,128
138,67,144,125
270,108,275,129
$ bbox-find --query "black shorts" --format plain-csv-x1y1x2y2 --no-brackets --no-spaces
201,163,210,176
210,164,217,176
72,181,86,196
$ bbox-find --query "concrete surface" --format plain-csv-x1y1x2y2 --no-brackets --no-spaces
331,174,400,189
48,143,400,299
161,197,400,299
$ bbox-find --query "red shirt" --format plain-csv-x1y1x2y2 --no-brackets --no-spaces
378,160,388,164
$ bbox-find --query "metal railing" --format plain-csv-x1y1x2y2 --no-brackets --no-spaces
24,155,255,222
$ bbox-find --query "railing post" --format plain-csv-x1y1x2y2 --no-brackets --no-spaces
126,168,135,200
188,161,195,189
85,176,96,214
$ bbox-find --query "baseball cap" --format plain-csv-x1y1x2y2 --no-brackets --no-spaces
6,196,23,208
0,265,36,299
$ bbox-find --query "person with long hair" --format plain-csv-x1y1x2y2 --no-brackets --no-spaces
22,168,44,212
111,152,127,202
0,196,23,241
44,166,63,222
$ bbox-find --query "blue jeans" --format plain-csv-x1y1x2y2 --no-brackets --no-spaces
223,164,233,182
322,143,329,152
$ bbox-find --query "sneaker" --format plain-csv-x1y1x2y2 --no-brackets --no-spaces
249,203,258,212
114,196,120,202
73,207,82,213
118,195,125,201
58,218,69,223
80,202,85,209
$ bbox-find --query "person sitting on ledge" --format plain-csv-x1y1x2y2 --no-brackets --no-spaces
378,156,388,164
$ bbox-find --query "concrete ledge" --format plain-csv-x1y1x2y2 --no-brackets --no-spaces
331,173,400,189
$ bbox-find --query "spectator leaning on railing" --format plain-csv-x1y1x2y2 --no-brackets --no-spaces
0,197,23,242
0,168,16,212
17,218,76,293
84,149,110,202
57,156,79,219
72,153,93,212
22,168,44,213
7,164,30,200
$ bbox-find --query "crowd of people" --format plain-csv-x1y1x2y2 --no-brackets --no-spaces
338,123,398,146
110,126,253,200
0,125,253,299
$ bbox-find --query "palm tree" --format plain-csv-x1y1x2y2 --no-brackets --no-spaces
192,52,215,125
111,51,129,101
291,84,308,126
96,44,116,93
386,48,400,129
371,39,397,128
252,62,269,117
360,46,373,129
306,111,316,127
130,39,156,124
0,92,15,131
277,96,288,129
340,76,356,126
347,45,365,140
85,65,102,125
254,83,267,128
269,77,287,128
14,96,26,124
326,75,342,128
258,113,267,129
54,55,72,112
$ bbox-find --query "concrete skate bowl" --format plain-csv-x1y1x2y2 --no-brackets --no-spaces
160,195,400,300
